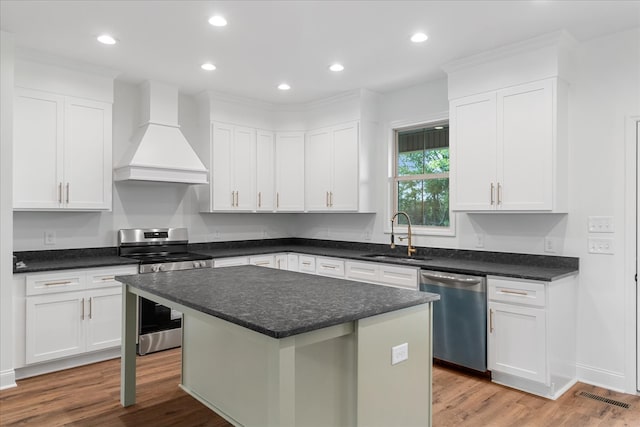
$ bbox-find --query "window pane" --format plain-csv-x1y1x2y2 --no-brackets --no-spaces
397,178,450,227
398,150,424,176
424,147,449,173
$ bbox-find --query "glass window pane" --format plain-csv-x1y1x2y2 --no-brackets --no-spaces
424,147,449,174
397,178,450,227
397,150,424,176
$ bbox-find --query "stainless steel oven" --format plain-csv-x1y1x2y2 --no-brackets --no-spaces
118,227,212,355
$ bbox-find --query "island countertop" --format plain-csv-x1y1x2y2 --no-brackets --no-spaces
116,265,439,339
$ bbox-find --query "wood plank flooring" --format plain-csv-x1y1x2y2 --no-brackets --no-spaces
1,349,639,426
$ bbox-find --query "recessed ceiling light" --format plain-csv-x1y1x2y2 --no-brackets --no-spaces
201,63,216,71
278,83,291,91
329,63,344,72
208,15,227,27
97,34,117,45
434,126,444,130
410,32,428,43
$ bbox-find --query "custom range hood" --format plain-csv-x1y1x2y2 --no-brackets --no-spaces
114,81,208,184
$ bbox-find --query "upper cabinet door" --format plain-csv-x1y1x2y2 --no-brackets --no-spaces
305,128,332,211
232,126,256,211
497,80,553,211
256,130,275,211
64,97,112,210
450,92,497,211
330,122,359,211
13,88,64,209
275,132,305,211
212,122,234,210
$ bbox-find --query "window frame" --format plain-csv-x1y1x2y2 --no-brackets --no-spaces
386,116,455,237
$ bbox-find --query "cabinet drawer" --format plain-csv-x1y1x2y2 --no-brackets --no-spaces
298,255,316,273
214,257,249,268
488,277,546,307
345,261,379,283
315,257,345,278
87,266,138,289
379,265,418,290
26,271,84,296
250,255,275,268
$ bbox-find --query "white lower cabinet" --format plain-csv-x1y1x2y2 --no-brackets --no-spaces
274,254,288,270
315,257,345,278
249,255,275,268
345,260,418,290
23,266,137,365
298,255,316,273
213,257,249,268
487,275,577,399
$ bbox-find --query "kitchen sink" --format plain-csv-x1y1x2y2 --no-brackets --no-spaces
361,253,432,262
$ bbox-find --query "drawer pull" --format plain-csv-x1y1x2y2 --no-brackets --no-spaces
44,280,72,286
301,261,311,266
322,264,337,269
100,276,115,281
255,261,270,266
500,289,529,296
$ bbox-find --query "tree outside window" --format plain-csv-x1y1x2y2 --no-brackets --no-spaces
394,124,450,228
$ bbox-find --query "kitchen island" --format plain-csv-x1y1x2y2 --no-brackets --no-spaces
116,266,439,427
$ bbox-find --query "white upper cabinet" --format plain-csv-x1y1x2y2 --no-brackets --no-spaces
275,131,305,212
13,88,112,211
256,130,275,211
305,122,359,212
445,32,572,213
451,79,564,212
210,122,256,211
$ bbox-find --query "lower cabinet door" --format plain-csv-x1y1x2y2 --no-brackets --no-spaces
488,301,547,383
26,292,85,364
85,287,122,352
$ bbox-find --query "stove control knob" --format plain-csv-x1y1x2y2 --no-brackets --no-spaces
151,265,161,273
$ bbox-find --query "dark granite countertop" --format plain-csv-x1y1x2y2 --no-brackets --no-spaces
116,265,440,339
12,247,139,274
14,238,579,281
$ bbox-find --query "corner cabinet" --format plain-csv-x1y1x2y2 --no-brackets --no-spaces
487,275,577,399
13,88,113,211
275,132,305,211
450,78,568,212
305,122,359,211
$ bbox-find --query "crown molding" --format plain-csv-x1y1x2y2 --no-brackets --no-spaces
15,47,121,79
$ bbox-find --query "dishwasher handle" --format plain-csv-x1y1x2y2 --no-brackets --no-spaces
421,270,486,290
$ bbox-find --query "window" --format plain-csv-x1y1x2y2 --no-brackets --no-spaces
393,123,450,230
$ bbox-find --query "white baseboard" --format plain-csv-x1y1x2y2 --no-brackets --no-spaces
576,363,626,393
0,368,17,390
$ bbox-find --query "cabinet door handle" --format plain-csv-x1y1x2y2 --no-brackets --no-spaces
258,192,262,208
277,259,281,269
100,276,115,281
89,297,93,319
44,280,72,286
81,298,85,320
58,182,62,204
326,191,329,207
490,183,495,205
66,183,70,204
235,191,239,207
497,182,502,205
500,289,529,296
330,192,333,207
489,308,494,333
276,192,280,209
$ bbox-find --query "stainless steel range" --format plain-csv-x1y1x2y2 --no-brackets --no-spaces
118,227,212,355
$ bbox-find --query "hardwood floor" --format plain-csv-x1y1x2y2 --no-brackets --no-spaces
1,349,639,426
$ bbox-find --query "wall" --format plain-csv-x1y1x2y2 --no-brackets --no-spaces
1,31,16,389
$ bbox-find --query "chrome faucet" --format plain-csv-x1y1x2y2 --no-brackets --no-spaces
390,211,417,257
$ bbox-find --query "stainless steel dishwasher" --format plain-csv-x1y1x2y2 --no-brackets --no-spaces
420,269,487,372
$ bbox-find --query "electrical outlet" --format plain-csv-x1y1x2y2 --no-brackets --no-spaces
588,237,614,254
44,231,56,245
475,233,484,248
544,237,556,253
588,216,614,233
364,230,371,241
391,343,409,365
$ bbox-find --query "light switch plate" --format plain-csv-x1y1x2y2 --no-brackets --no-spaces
588,216,614,233
391,343,409,365
588,237,614,254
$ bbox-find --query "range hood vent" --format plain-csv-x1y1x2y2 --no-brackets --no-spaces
114,81,208,184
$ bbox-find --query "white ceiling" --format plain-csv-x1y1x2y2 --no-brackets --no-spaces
1,1,639,105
